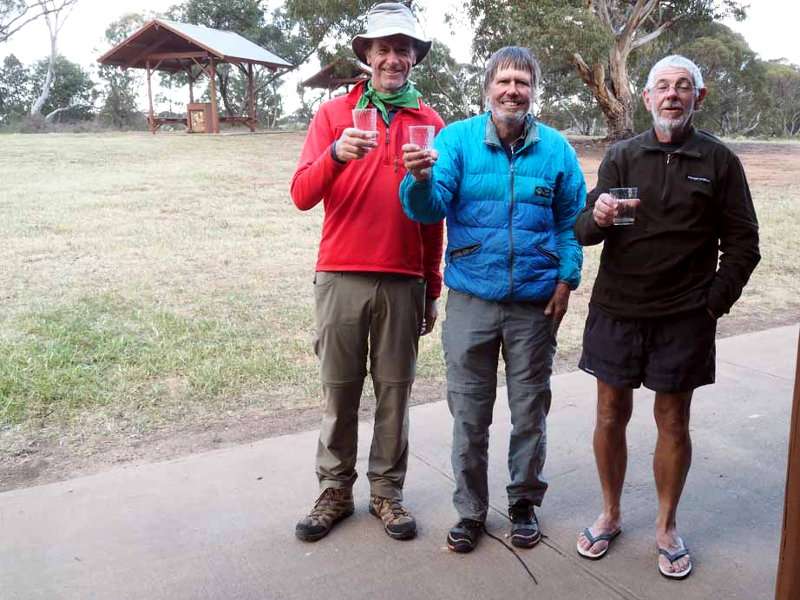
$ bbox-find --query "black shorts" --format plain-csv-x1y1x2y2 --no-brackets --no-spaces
578,305,717,393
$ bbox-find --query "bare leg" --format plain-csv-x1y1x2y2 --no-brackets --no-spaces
577,380,632,554
653,391,693,574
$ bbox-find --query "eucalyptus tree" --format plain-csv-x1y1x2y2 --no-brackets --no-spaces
468,0,746,139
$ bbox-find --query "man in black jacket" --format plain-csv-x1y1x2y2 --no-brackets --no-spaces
573,55,760,580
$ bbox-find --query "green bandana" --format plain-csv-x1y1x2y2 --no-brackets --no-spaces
355,81,422,125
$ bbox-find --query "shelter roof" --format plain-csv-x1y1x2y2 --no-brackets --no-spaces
98,19,292,71
302,59,370,90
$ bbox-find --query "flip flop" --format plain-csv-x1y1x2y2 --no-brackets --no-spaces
577,527,621,560
658,538,693,580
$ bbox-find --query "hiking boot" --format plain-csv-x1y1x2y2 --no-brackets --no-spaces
447,518,483,553
509,499,541,548
368,495,417,540
295,487,354,542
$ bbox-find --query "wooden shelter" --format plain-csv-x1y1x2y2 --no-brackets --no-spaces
302,58,370,96
98,19,292,134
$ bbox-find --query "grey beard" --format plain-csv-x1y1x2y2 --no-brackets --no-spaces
651,105,694,136
488,98,529,123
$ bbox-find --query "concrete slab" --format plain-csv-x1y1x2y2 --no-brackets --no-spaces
1,325,796,600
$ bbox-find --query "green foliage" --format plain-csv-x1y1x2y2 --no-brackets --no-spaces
0,52,97,125
411,40,482,123
762,60,800,137
28,54,96,120
0,53,30,124
675,24,767,136
466,0,748,137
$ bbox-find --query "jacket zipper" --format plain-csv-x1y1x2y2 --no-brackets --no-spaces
508,159,515,298
536,244,559,265
661,152,675,213
385,121,392,169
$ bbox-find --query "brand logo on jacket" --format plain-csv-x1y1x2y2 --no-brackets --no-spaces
687,175,712,183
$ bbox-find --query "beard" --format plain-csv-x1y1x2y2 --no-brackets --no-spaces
651,101,694,136
487,97,529,124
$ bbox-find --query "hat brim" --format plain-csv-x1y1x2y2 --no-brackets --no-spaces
351,30,432,66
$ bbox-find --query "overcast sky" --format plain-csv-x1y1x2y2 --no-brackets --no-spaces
2,0,799,113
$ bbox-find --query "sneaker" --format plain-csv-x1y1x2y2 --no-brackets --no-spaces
295,487,355,542
508,499,541,548
369,495,417,540
447,518,484,553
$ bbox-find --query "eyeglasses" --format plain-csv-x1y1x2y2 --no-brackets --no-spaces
653,80,694,94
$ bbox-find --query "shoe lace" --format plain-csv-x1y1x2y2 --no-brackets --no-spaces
458,518,482,530
386,499,409,518
509,501,533,523
310,488,341,516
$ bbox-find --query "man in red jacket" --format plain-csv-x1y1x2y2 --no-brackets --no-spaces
290,2,444,543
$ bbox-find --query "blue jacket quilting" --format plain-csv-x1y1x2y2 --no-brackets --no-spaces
399,112,585,302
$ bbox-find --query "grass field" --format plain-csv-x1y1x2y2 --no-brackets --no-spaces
1,131,798,484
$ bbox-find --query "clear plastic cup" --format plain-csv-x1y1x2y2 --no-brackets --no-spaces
408,125,435,149
609,187,639,226
352,108,377,137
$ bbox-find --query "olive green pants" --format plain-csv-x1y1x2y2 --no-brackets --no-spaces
313,272,425,500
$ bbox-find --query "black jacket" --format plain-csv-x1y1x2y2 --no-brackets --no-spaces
574,127,760,318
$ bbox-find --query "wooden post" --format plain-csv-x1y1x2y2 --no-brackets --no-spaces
208,57,219,134
146,60,155,134
776,331,800,600
247,63,256,132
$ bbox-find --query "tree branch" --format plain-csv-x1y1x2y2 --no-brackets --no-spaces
632,17,679,50
620,0,658,44
571,52,595,87
44,103,90,121
425,59,464,111
0,0,76,42
591,0,615,34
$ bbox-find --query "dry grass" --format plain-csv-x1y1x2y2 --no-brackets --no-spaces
1,131,798,451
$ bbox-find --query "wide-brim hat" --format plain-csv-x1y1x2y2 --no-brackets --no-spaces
351,2,431,66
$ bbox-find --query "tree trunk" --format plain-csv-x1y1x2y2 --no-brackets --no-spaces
30,23,57,116
607,38,635,139
572,50,635,141
29,1,75,117
216,70,234,117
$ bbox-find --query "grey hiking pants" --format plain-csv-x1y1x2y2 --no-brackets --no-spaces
443,290,556,522
313,272,425,500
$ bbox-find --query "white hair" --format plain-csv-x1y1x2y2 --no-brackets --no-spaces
645,55,705,98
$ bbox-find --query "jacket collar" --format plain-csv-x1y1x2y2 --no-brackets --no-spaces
639,126,702,158
484,112,539,152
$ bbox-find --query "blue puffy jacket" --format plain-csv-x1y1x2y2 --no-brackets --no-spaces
400,113,585,302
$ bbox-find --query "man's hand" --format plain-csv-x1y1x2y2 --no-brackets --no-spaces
420,297,438,336
593,193,641,227
592,193,617,228
544,282,571,334
402,143,438,181
334,128,378,162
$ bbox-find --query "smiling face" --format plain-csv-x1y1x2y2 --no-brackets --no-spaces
365,35,416,93
486,65,533,126
643,66,707,141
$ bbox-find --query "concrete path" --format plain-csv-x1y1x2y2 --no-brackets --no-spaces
1,325,797,600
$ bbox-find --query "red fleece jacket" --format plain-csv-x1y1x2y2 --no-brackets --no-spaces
290,82,444,299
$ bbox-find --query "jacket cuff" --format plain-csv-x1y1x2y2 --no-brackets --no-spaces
330,142,347,165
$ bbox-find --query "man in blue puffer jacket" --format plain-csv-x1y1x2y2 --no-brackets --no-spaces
400,46,585,553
